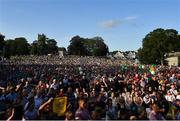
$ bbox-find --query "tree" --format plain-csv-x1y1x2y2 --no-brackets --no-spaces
91,37,109,56
4,39,14,57
67,35,109,56
137,28,180,65
84,37,109,56
14,37,30,55
37,34,48,55
67,35,87,55
31,34,59,55
30,40,38,55
46,39,58,54
0,33,5,56
4,37,30,56
176,35,180,51
0,33,60,57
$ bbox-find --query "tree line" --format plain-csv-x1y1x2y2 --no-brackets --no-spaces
0,34,109,58
0,28,180,65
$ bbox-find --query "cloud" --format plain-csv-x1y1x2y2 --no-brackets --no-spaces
124,16,138,21
98,16,138,29
99,20,120,29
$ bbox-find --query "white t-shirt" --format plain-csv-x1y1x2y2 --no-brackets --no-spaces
165,95,176,102
169,89,178,95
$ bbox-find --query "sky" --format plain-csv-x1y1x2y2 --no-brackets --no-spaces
0,0,180,51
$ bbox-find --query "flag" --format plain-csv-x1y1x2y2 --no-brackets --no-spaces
53,96,67,116
150,65,155,75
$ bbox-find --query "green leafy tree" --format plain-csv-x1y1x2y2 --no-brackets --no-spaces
30,40,38,55
70,36,109,56
0,33,5,56
4,37,30,56
67,35,87,55
47,39,58,54
67,35,109,56
4,39,14,57
176,35,180,51
31,34,59,55
137,28,180,65
37,34,48,55
14,37,30,55
91,37,109,56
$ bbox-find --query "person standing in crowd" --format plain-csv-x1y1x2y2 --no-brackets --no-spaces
106,98,117,120
75,99,91,120
148,76,159,91
7,95,24,120
148,104,165,120
169,84,178,96
156,92,169,118
24,96,39,120
65,111,74,121
165,90,176,102
65,87,76,112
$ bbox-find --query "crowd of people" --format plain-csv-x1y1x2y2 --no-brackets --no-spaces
7,55,131,66
0,55,179,120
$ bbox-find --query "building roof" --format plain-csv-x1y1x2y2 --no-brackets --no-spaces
167,52,180,57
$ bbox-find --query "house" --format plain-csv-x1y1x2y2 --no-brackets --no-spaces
114,51,125,59
165,52,180,66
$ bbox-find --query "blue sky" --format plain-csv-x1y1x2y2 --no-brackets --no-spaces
0,0,180,51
